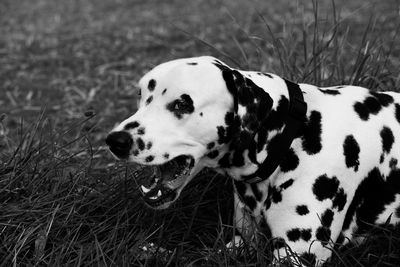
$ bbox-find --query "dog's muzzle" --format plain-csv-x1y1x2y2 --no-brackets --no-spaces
105,131,133,159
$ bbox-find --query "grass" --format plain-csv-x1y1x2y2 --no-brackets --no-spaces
0,0,400,266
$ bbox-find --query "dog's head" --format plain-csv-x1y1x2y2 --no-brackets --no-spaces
106,56,274,209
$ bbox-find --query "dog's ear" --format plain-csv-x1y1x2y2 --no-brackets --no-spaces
214,62,274,166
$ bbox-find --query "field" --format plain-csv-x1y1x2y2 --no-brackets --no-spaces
1,0,400,266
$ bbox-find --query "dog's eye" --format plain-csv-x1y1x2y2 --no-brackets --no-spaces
173,99,193,111
166,94,194,118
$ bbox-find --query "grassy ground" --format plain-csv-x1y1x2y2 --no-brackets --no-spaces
1,0,400,266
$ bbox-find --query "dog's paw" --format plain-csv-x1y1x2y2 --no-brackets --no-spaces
225,235,244,250
217,235,244,254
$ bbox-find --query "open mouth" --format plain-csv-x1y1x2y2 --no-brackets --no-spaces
135,155,194,208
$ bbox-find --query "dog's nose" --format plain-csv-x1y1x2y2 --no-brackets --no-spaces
105,131,133,158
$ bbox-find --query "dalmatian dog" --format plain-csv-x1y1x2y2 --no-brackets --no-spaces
105,56,400,266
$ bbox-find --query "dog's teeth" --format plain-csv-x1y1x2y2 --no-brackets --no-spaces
141,185,151,194
149,190,162,200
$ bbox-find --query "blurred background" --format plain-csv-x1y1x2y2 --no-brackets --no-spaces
1,0,399,133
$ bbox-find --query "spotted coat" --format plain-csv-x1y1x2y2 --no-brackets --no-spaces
107,56,400,266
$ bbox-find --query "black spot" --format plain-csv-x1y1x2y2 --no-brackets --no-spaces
353,93,393,121
200,112,203,116
162,88,167,95
124,121,139,130
364,96,381,114
272,238,286,249
302,111,322,155
166,94,195,119
332,188,347,212
318,88,341,95
232,150,246,167
380,126,394,154
264,197,271,210
287,228,311,242
256,127,268,153
343,135,360,171
354,102,369,120
358,168,400,230
251,183,263,201
395,104,400,123
301,229,312,241
263,96,289,131
146,142,152,150
187,62,198,65
133,150,139,156
163,153,169,159
300,252,316,266
316,226,331,244
218,153,231,168
145,95,153,105
371,92,394,107
336,232,345,245
241,105,262,131
136,138,145,150
262,133,293,174
217,112,240,145
380,154,385,163
343,190,362,231
148,79,156,91
280,148,299,172
343,167,400,233
145,155,154,162
261,72,273,78
321,209,334,227
207,150,219,159
313,175,339,201
137,127,145,135
244,196,257,210
296,205,309,215
287,228,301,241
389,158,398,169
280,179,294,190
231,130,254,167
217,126,226,144
207,142,215,149
271,186,282,203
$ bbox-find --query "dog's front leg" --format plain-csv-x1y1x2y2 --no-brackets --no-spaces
226,192,256,251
